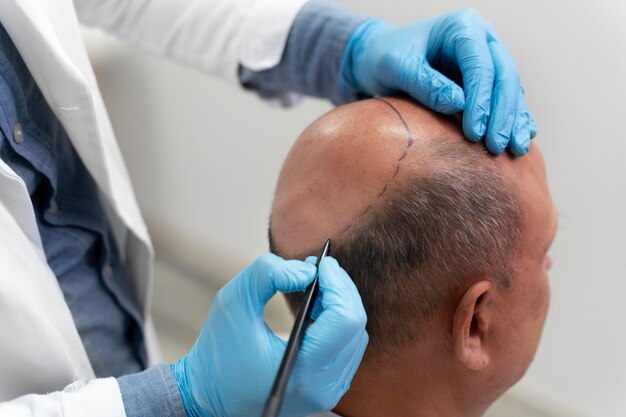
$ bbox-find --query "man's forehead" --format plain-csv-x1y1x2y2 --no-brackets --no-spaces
502,142,555,260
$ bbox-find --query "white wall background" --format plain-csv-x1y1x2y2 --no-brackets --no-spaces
84,1,626,416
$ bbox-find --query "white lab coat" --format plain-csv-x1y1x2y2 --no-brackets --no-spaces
0,0,308,415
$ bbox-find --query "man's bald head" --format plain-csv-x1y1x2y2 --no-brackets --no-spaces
269,97,522,358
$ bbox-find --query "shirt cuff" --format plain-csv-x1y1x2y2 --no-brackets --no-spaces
117,363,187,417
239,0,369,106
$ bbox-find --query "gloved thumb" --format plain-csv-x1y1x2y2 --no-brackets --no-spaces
238,253,317,315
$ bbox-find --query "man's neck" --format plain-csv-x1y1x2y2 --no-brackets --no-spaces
332,356,488,417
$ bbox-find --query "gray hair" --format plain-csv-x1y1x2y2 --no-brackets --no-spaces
274,137,522,360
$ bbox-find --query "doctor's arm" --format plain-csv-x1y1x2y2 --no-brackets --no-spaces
119,254,367,417
0,255,367,417
0,379,128,417
74,0,534,155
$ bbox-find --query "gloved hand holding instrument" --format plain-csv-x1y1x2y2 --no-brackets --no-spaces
171,249,368,417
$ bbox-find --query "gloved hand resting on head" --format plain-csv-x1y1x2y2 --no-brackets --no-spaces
171,253,368,417
341,8,536,156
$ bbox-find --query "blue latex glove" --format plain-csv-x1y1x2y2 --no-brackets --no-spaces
340,8,536,156
171,253,368,417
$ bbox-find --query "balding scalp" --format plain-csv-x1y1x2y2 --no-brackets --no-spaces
271,97,522,360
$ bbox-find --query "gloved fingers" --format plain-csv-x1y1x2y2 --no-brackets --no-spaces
507,87,534,156
303,257,367,362
396,55,465,114
230,253,316,316
303,256,325,321
451,12,495,141
335,329,369,399
294,324,368,412
529,107,537,138
484,38,520,154
518,86,537,139
310,293,324,321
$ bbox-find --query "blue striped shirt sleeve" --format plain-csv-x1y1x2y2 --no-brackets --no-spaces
118,364,187,417
239,0,368,105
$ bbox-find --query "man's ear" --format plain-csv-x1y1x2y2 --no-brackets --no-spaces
452,280,494,370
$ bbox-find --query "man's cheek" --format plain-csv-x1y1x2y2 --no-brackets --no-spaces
530,274,550,321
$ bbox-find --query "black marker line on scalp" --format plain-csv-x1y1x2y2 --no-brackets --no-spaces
338,98,416,237
374,97,414,147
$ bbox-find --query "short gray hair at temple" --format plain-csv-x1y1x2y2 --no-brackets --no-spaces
269,136,522,361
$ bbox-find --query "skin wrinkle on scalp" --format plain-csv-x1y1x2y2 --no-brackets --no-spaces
338,98,415,236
